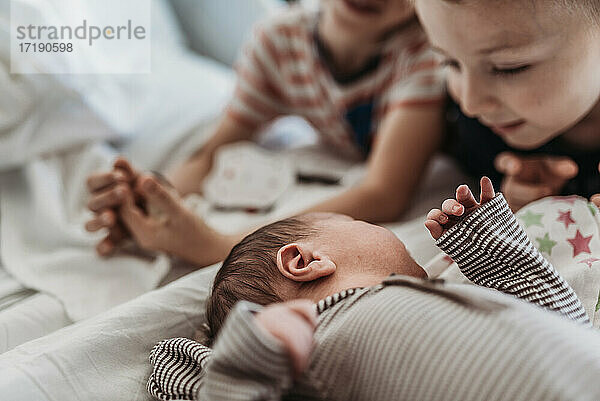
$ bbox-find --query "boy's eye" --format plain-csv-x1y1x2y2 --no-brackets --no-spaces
491,65,531,76
440,59,460,70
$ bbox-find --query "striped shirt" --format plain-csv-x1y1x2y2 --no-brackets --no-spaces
227,6,445,158
147,194,598,400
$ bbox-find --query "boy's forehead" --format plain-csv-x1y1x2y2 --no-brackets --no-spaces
423,0,571,29
418,0,562,54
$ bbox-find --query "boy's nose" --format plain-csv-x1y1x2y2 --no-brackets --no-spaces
455,73,498,118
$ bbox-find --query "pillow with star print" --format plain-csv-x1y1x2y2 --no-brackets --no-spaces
514,195,600,328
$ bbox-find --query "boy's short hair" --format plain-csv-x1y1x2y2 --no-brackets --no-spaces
439,0,600,22
203,216,316,346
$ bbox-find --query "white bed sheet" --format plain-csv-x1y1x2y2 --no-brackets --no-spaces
0,265,219,401
0,263,71,354
0,46,235,334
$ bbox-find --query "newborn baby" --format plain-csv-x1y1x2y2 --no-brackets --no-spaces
148,178,599,401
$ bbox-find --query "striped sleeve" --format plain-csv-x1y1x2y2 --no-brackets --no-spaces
381,45,445,113
147,337,212,400
436,193,590,325
196,301,294,401
226,22,286,130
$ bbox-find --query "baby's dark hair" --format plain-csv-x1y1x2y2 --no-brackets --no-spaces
202,216,317,346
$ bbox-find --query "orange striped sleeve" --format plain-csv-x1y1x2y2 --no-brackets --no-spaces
228,22,287,129
380,43,446,115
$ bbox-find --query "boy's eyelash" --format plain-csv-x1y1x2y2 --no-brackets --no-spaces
491,65,531,76
440,59,460,70
439,60,532,77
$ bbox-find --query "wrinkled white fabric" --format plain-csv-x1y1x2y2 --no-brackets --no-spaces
0,0,235,320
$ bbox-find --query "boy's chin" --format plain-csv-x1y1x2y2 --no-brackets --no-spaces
501,129,555,150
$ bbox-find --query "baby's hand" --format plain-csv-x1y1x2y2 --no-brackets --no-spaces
425,176,496,240
254,300,317,378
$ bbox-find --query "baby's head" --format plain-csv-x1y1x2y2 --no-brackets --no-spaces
415,0,600,149
204,212,424,345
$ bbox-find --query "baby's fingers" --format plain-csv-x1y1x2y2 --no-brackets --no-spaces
479,176,495,203
427,209,448,225
442,198,464,216
456,184,478,209
425,220,443,240
425,209,449,240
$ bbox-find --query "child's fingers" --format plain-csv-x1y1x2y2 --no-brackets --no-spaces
120,193,149,227
86,170,127,192
285,320,314,377
425,219,444,240
279,309,314,376
287,300,318,328
427,209,448,225
591,194,600,208
87,184,129,212
96,236,115,256
136,175,181,213
494,152,522,176
543,156,578,180
479,176,495,203
501,177,552,210
442,198,464,216
96,222,130,255
113,157,138,180
256,303,315,378
425,209,449,240
456,184,477,209
85,209,116,232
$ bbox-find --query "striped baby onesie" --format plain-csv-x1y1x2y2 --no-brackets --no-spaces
227,5,445,157
148,194,596,400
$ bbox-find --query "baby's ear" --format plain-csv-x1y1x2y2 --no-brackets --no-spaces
277,243,335,282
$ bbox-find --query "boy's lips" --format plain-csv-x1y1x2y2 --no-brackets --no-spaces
485,119,526,136
342,0,383,15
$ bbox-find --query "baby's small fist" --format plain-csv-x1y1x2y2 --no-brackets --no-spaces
255,300,316,377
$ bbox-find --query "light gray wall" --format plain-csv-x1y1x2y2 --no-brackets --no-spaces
168,0,285,66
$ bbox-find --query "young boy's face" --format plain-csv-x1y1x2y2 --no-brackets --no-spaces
415,0,600,149
325,0,415,39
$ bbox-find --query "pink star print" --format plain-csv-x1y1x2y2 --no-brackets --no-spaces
579,258,600,268
551,195,578,205
567,230,592,257
556,210,575,229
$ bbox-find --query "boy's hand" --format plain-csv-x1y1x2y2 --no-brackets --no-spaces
494,152,578,211
426,176,495,239
85,157,138,255
118,174,233,266
254,300,317,378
